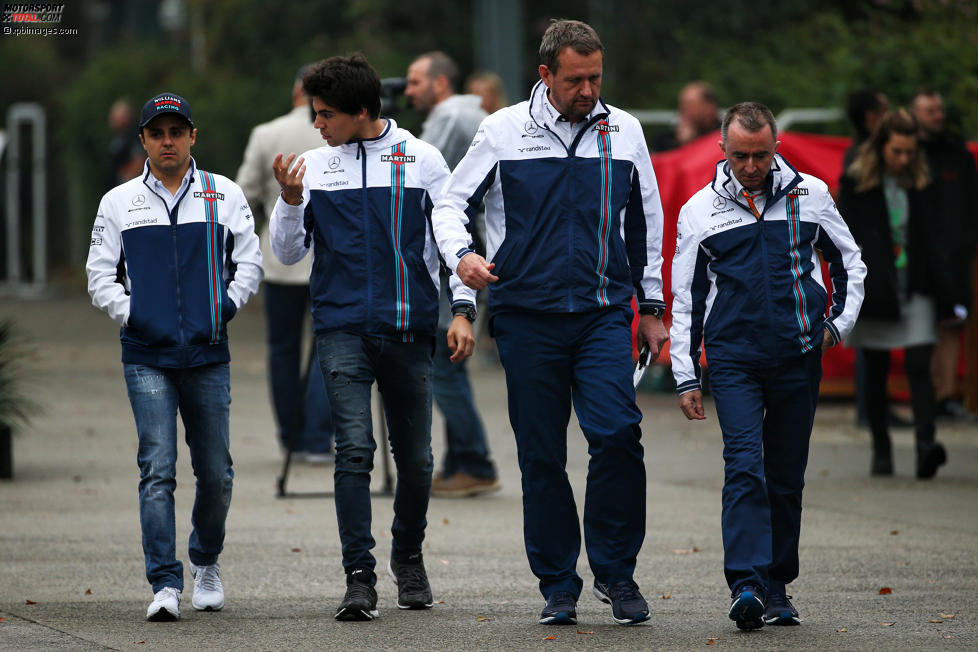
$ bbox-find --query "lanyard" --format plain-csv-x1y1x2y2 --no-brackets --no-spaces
741,189,763,220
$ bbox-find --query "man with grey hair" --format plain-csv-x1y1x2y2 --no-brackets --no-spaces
670,101,866,630
431,19,667,626
405,51,500,499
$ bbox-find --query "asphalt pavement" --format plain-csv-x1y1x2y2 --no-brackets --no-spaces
1,287,976,651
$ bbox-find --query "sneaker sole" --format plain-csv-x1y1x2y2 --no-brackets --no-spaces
729,591,765,631
335,607,380,621
592,585,650,625
539,611,577,625
764,613,801,626
387,561,433,610
192,600,224,611
146,608,180,622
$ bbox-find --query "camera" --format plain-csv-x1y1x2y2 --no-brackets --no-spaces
380,77,407,116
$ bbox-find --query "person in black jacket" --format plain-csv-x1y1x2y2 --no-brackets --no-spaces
838,108,948,479
910,89,978,421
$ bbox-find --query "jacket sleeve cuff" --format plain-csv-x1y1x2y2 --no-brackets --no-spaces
824,319,841,346
447,247,476,274
676,379,701,396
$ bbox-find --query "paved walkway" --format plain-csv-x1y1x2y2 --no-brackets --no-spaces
1,289,976,650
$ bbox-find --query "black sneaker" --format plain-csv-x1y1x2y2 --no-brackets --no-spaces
387,558,433,609
728,584,765,630
592,579,650,625
916,442,947,479
335,569,379,621
539,591,577,625
764,592,800,625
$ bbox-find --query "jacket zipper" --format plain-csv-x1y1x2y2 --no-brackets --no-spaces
144,176,194,345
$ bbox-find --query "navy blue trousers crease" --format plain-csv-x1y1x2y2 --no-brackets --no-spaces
494,309,646,599
709,349,822,597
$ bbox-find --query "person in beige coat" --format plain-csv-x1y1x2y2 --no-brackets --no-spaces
236,65,333,462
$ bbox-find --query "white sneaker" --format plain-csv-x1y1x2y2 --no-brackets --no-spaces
146,586,181,621
190,562,225,611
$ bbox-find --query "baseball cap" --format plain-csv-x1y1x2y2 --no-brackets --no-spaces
138,93,194,129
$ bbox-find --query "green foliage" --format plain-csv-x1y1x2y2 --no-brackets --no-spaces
9,0,976,276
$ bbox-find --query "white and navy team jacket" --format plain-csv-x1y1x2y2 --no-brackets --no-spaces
670,155,866,395
87,159,263,368
270,119,476,341
431,80,666,317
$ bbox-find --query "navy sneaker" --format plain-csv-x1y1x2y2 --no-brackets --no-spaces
729,584,765,630
764,592,800,625
335,569,379,621
539,591,577,625
592,579,651,625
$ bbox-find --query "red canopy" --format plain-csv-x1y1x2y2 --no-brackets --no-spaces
644,131,978,395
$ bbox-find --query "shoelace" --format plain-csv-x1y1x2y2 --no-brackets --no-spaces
768,593,793,608
397,564,429,593
155,587,179,600
609,580,641,602
345,581,375,601
196,565,222,591
548,591,576,608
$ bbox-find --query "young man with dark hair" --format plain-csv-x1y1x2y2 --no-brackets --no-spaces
87,92,262,621
432,20,667,626
270,54,476,621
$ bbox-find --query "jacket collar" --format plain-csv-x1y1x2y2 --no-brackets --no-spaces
711,153,802,216
526,79,609,132
333,118,399,156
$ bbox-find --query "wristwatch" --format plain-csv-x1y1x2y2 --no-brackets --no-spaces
452,304,477,323
640,305,666,319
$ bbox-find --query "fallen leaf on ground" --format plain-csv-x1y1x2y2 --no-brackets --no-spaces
0,617,5,621
944,634,952,639
661,592,672,599
673,547,701,555
929,619,944,623
836,627,848,632
577,630,594,635
476,615,491,622
440,559,449,565
85,589,93,595
879,587,893,595
890,530,899,535
438,600,445,604
25,600,36,605
290,548,301,553
543,634,556,640
879,621,895,626
136,640,145,644
706,637,719,645
940,613,955,619
442,518,450,525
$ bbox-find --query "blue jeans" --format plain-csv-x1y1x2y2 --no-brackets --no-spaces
709,349,822,597
123,363,233,593
432,328,496,479
264,283,333,454
316,331,434,573
494,309,646,599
